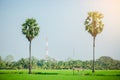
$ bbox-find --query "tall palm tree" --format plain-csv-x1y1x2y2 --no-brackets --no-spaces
84,12,104,73
22,18,40,74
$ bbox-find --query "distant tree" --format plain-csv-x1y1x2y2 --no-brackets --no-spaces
0,56,5,68
17,58,29,69
37,59,46,69
0,56,2,67
22,18,40,74
31,56,38,69
96,56,120,70
57,61,64,69
5,55,14,68
84,12,104,73
5,55,14,62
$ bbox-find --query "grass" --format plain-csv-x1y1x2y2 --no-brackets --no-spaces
0,69,120,80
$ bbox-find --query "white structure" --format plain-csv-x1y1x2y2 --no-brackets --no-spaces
45,37,48,60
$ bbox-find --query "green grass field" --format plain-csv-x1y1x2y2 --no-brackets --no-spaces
0,70,120,80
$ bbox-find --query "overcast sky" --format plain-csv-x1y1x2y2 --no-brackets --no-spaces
0,0,120,61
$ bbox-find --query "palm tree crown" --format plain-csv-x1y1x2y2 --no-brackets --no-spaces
84,12,104,37
22,18,39,41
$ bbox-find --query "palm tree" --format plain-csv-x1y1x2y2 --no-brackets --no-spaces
84,12,104,73
22,18,40,74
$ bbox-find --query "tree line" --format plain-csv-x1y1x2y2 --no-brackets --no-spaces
0,55,120,70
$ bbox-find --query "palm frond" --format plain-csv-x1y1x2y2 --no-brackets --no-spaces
84,12,104,37
22,18,40,41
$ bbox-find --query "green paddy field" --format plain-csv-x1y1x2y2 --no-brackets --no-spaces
0,70,120,80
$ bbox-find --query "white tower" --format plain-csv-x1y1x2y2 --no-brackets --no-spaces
45,37,48,60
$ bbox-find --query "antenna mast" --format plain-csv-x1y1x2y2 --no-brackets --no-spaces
45,37,48,60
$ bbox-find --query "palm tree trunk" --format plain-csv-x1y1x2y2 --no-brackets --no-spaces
92,37,95,73
29,41,32,74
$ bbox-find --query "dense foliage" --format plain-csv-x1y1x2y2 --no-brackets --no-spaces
0,55,120,70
